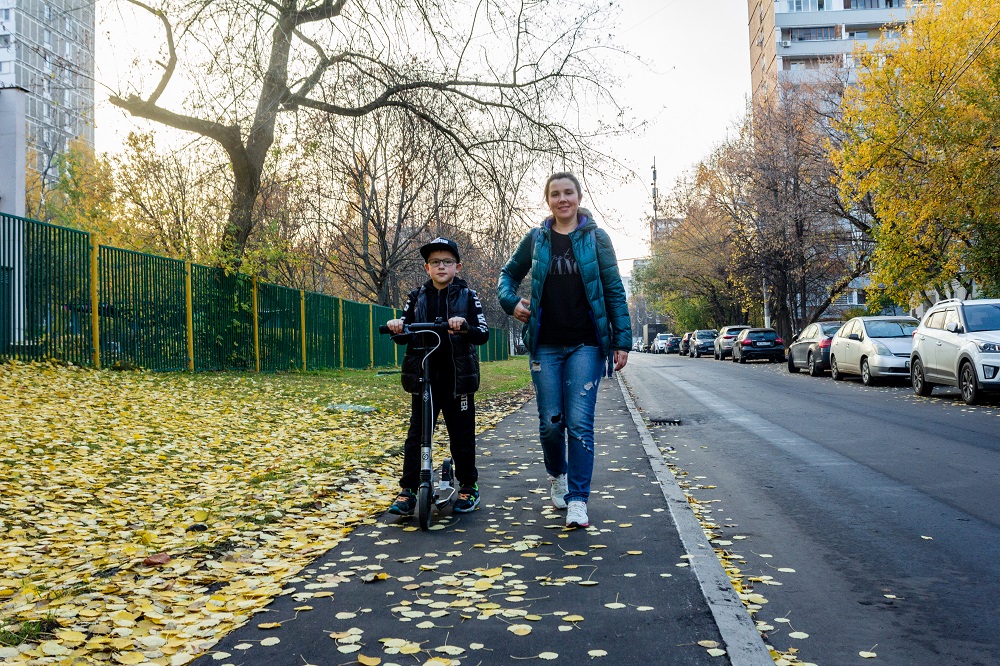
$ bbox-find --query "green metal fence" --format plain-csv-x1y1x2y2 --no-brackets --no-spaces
191,265,255,371
1,215,93,365
0,213,509,371
99,246,188,371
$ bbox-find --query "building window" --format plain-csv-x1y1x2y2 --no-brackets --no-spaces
0,34,10,49
0,61,10,74
0,9,10,21
44,29,52,48
848,31,870,39
44,4,52,21
786,0,826,11
791,27,836,41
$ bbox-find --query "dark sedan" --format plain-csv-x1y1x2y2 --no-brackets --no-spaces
679,332,693,355
689,329,719,358
731,328,785,363
665,336,681,354
787,321,844,376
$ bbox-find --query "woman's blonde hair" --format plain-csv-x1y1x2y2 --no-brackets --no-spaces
544,172,582,201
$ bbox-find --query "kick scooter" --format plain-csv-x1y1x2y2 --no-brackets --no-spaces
379,319,461,530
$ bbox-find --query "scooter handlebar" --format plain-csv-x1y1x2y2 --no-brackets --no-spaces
379,321,468,335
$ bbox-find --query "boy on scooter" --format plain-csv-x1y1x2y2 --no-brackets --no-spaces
384,238,490,515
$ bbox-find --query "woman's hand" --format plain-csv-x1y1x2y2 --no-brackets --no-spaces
513,298,531,324
614,350,629,371
448,316,467,331
386,318,404,334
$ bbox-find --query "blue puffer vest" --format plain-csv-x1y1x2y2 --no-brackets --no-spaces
497,211,632,376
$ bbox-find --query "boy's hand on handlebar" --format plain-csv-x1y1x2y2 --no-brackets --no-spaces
513,298,531,323
386,318,404,334
448,317,468,332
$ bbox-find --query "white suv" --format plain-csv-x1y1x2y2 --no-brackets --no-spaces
910,298,1000,405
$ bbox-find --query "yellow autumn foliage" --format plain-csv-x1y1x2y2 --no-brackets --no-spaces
833,0,1000,304
0,360,527,662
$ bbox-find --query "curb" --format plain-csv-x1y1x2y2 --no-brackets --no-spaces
616,373,774,666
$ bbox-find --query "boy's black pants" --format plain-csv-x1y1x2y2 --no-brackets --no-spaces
400,381,478,491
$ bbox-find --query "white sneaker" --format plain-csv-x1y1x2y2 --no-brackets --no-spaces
566,501,589,528
548,474,568,509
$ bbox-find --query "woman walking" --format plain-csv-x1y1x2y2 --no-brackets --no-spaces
497,172,632,528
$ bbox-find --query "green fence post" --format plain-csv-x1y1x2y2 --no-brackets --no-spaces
300,289,307,371
89,233,101,369
185,261,194,372
252,276,260,373
338,298,344,368
368,303,374,368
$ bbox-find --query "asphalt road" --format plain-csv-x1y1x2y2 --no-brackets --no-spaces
622,351,1000,666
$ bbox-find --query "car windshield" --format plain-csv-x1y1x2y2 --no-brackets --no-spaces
748,330,777,341
697,331,716,339
964,304,1000,332
821,323,843,335
865,320,918,338
656,334,669,340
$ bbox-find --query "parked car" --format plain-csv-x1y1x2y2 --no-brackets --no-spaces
731,328,785,363
786,321,844,376
910,298,1000,405
713,325,751,360
689,329,719,358
828,316,919,385
679,332,694,355
665,335,681,354
652,332,674,354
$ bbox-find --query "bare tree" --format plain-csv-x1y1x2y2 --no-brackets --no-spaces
107,0,624,265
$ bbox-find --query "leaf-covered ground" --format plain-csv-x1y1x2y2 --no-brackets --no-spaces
0,360,532,663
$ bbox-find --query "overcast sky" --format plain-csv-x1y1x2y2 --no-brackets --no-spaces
594,0,751,272
94,1,752,275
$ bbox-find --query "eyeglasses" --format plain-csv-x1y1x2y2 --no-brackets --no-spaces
428,259,457,267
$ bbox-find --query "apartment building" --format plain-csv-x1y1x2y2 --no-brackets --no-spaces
0,0,95,179
748,0,919,103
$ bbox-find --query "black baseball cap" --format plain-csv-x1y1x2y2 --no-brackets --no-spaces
420,237,460,262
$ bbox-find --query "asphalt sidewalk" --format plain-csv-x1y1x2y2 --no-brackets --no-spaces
194,376,771,666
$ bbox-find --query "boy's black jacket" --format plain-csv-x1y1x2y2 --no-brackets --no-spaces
395,276,490,396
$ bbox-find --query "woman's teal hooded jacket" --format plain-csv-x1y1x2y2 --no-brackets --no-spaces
497,210,633,376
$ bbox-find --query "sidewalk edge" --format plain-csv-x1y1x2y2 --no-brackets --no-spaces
616,374,774,666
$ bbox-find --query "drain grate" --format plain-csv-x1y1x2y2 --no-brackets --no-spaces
649,418,682,426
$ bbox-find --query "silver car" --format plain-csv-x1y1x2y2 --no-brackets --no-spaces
911,298,1000,405
829,316,920,385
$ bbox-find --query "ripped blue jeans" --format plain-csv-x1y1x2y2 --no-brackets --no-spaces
530,344,603,503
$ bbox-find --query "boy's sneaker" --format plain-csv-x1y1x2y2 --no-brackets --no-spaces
389,490,416,516
566,500,589,528
548,474,568,509
453,485,480,513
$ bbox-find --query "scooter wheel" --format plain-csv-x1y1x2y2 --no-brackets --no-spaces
417,485,432,531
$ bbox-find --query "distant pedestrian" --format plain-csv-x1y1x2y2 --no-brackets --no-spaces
385,238,490,516
497,172,632,528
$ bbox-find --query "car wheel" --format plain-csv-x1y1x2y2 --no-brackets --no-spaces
830,355,843,381
861,358,877,386
959,361,980,405
807,352,821,377
714,349,720,360
787,354,799,373
738,351,747,364
911,357,933,397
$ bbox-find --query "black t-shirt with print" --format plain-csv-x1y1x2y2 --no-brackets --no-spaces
538,231,598,346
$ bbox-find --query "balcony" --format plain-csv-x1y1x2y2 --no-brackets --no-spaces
775,7,913,28
778,35,882,58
